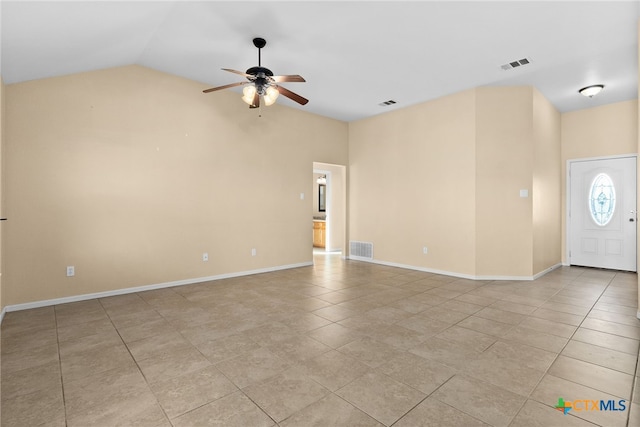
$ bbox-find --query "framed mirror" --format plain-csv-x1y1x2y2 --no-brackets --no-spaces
319,184,326,212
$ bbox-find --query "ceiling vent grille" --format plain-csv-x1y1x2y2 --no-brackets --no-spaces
378,100,397,107
500,58,531,71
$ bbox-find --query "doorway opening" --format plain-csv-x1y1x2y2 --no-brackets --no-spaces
312,162,346,257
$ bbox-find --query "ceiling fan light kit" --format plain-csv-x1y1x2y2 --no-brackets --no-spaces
203,37,308,111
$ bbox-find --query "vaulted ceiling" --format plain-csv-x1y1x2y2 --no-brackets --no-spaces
1,1,638,122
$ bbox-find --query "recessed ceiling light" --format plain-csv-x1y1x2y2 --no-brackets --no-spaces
579,84,604,98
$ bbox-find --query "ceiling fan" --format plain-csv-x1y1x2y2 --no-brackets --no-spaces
203,37,308,109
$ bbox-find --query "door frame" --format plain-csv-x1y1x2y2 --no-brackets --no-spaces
565,153,638,269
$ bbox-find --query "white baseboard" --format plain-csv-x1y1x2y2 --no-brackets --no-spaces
347,257,562,281
2,262,313,316
0,306,6,324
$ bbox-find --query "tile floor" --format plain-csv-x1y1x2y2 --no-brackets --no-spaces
1,253,640,426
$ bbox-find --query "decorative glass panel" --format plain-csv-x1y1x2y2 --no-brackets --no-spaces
589,173,616,226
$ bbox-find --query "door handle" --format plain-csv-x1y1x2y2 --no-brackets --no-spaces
630,218,635,222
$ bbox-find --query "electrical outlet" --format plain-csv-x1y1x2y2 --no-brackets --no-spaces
202,252,208,262
422,247,428,254
66,266,75,277
251,248,257,256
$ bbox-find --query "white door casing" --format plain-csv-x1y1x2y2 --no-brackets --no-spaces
568,156,637,272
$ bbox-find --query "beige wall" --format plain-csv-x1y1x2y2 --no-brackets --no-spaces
349,86,561,278
3,65,348,306
532,89,562,275
560,99,638,263
349,90,478,275
475,87,535,277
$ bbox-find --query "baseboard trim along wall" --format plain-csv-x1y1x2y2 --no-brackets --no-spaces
348,256,562,281
1,261,313,318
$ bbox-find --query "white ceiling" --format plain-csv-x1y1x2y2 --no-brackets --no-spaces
1,1,639,122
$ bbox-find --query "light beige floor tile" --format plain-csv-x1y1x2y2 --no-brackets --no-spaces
531,374,628,427
64,364,169,427
581,317,640,339
214,347,291,389
431,374,525,427
454,294,499,307
390,298,432,314
312,304,358,322
61,342,137,382
541,301,591,316
548,355,634,399
510,399,600,426
336,371,426,426
369,324,429,351
421,306,471,324
108,308,165,330
117,316,176,343
337,336,405,368
126,329,193,361
195,332,262,364
1,342,60,375
279,393,383,427
243,367,329,422
150,365,237,419
298,350,370,391
1,361,62,402
306,322,362,348
394,396,490,427
58,329,123,357
1,307,55,336
503,326,568,352
572,327,640,355
1,326,58,355
137,345,212,383
266,335,332,364
396,315,451,336
629,402,640,427
409,337,482,370
463,353,546,397
518,316,577,338
587,309,640,328
435,326,496,352
488,299,538,315
0,384,65,427
561,339,637,375
457,315,514,337
378,352,456,395
474,307,526,324
531,308,584,326
593,301,638,316
433,299,484,315
57,316,115,343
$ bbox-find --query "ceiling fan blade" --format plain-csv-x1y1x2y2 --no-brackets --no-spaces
272,75,306,83
277,86,309,105
222,68,251,77
249,91,260,108
203,81,247,93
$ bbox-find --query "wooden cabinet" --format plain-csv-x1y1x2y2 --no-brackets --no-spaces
313,221,326,248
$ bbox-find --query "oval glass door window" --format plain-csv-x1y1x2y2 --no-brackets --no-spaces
589,173,616,226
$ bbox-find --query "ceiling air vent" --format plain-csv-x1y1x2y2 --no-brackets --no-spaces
500,57,531,71
379,100,397,107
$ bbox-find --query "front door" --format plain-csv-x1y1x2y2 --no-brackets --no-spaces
569,156,637,271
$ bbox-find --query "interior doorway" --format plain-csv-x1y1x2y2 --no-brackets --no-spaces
312,162,346,255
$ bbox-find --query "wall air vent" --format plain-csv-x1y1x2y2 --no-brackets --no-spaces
378,100,397,107
350,241,374,260
500,57,531,71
